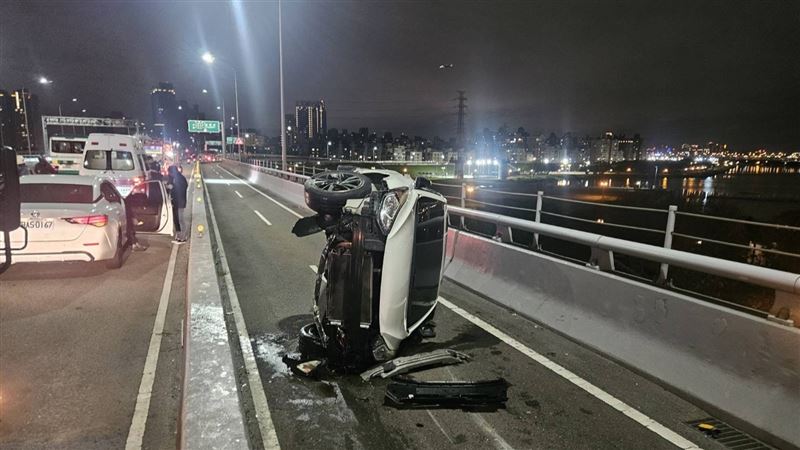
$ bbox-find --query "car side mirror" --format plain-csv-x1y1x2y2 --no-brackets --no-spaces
0,147,21,232
414,176,431,189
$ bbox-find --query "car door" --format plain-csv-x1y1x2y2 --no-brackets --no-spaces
100,181,128,237
128,180,174,235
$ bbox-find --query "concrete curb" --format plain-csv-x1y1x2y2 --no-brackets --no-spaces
181,166,248,449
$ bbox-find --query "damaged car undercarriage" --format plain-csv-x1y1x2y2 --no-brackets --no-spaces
291,167,508,409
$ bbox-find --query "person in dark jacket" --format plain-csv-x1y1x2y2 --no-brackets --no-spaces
167,165,189,243
34,156,57,174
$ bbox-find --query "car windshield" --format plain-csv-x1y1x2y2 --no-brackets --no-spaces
20,183,95,203
83,150,135,171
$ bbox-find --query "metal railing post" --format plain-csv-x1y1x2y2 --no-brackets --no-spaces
534,190,543,249
460,183,466,229
658,205,678,284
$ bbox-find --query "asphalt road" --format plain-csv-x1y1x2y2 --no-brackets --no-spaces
203,163,729,450
0,233,187,449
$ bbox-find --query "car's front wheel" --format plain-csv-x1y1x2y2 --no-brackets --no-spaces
303,171,372,214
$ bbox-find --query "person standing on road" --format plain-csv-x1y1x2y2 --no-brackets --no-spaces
168,165,188,244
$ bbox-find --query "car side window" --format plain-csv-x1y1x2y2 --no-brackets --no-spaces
101,182,121,204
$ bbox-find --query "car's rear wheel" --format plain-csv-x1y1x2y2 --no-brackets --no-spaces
298,322,326,358
106,228,125,269
303,171,372,214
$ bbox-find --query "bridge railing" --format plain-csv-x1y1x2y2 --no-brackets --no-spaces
430,181,800,283
447,205,799,298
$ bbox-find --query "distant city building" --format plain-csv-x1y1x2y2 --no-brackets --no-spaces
295,100,326,142
0,90,12,148
285,113,297,151
150,82,179,142
3,89,41,153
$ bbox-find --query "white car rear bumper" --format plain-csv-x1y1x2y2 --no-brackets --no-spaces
8,232,117,264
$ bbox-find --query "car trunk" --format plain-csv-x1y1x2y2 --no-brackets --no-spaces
12,204,94,243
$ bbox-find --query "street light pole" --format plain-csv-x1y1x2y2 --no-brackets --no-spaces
278,0,287,171
233,68,241,159
220,100,227,159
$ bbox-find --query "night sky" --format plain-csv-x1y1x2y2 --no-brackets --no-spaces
2,0,798,150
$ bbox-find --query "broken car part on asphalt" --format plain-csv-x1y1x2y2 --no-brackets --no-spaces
384,377,510,409
360,349,471,381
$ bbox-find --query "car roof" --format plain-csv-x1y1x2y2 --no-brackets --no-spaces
20,175,103,186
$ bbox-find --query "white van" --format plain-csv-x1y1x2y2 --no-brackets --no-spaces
80,133,148,196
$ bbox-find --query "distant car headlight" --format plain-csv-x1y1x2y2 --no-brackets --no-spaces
377,190,405,234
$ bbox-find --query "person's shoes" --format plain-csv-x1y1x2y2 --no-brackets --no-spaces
172,239,187,245
132,242,148,251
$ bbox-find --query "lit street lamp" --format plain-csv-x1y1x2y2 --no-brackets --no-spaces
202,51,241,158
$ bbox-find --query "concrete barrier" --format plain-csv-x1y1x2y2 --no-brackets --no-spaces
182,170,249,449
221,160,306,207
222,159,800,447
444,230,800,447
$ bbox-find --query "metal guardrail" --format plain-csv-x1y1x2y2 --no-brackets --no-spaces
429,181,800,279
447,205,800,296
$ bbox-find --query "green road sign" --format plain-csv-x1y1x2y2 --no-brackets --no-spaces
187,120,221,133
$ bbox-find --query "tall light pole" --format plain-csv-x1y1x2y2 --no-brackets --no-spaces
203,51,241,157
278,0,287,171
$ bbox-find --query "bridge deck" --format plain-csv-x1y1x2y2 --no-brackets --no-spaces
203,164,726,449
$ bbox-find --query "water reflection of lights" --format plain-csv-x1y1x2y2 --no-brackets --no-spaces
661,177,668,189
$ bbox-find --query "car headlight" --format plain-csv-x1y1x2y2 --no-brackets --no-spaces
377,191,405,234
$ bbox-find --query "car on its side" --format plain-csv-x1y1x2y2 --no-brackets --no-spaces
1,175,173,268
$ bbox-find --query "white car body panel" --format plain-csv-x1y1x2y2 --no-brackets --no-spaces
2,175,173,265
352,169,446,353
4,175,125,263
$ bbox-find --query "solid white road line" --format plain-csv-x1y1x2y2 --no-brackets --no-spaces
204,176,281,449
125,243,179,450
436,296,702,450
217,165,304,219
253,210,272,226
234,190,243,198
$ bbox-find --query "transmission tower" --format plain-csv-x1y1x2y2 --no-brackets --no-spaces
455,90,467,179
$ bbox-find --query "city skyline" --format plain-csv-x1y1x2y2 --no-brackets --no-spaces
3,1,799,151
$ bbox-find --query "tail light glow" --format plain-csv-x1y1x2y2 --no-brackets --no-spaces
64,214,108,227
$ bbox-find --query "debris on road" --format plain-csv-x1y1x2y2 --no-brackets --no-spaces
384,377,510,410
282,353,326,379
360,348,471,381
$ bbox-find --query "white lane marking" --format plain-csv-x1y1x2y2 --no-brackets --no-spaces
125,243,179,450
234,190,243,198
426,410,455,445
253,210,272,226
204,177,281,449
437,296,703,450
217,165,304,219
309,265,318,274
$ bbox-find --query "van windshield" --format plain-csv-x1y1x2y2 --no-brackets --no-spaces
83,150,135,171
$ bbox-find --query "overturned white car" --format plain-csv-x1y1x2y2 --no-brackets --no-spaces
293,167,447,368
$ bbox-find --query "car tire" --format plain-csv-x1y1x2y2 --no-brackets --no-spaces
303,171,372,214
106,228,125,270
298,322,326,358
